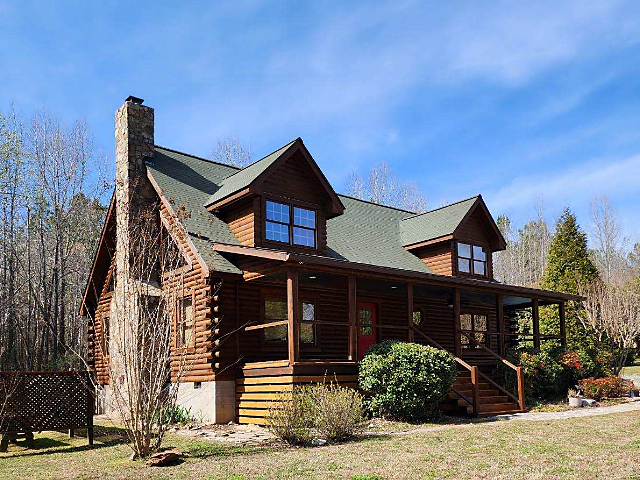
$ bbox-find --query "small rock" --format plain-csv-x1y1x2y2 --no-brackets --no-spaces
311,438,327,447
582,399,597,407
228,421,235,425
145,449,182,467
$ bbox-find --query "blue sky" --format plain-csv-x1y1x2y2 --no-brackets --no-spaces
1,1,639,243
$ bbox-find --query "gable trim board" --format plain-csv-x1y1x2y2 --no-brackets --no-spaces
205,138,345,217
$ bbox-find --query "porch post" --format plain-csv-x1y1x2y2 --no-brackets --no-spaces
453,288,461,357
407,283,414,342
496,294,504,356
559,301,566,348
532,298,540,350
348,275,357,361
287,267,299,365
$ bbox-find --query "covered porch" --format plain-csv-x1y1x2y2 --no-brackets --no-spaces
216,245,576,423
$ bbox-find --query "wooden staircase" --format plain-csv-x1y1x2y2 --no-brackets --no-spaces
439,368,524,417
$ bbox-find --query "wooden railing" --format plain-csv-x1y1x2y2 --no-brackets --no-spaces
409,326,475,411
459,331,525,411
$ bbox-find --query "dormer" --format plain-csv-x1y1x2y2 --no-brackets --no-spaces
400,196,506,279
205,138,344,254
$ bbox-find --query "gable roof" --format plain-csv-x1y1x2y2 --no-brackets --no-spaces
205,140,296,207
400,196,479,247
204,138,345,216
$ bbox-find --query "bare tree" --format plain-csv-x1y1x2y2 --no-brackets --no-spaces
590,196,626,284
346,162,426,212
582,281,640,374
211,136,252,168
107,201,190,458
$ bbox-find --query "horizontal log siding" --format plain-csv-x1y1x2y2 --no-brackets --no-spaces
160,203,215,383
414,242,454,276
413,296,456,353
223,200,255,246
456,209,492,246
90,256,115,386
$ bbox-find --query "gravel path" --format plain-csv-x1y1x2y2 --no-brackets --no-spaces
488,398,640,422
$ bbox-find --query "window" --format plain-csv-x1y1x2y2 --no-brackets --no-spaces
457,242,487,276
101,316,110,358
176,293,194,348
460,313,488,349
262,297,316,344
412,309,423,326
359,307,373,335
265,200,316,248
264,298,288,342
300,301,316,344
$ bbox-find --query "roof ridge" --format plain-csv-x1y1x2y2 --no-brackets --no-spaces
337,193,417,214
154,145,242,170
401,195,480,221
218,138,299,182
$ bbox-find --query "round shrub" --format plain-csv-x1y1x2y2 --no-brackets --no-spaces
518,349,565,399
358,340,457,421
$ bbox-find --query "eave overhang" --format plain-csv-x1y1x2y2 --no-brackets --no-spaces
212,243,584,303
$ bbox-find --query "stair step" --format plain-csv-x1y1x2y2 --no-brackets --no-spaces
478,402,519,413
477,395,509,405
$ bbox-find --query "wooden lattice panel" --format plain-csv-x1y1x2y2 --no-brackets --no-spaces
0,371,94,433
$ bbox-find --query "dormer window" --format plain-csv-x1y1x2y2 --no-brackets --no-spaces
265,200,316,248
457,242,487,276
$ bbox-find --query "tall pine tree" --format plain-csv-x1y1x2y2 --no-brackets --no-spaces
540,208,599,351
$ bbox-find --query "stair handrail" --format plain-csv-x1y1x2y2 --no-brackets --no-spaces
459,330,526,411
410,326,474,410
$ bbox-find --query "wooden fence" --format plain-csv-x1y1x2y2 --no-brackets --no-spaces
0,371,94,451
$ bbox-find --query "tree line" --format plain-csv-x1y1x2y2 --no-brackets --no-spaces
0,107,109,370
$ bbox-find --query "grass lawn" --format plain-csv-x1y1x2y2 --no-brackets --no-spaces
1,412,640,480
622,362,640,376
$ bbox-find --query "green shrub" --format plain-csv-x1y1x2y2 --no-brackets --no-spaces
156,405,194,426
358,341,457,421
266,382,365,445
517,349,565,400
578,376,633,401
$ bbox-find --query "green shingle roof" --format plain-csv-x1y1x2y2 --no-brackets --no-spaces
147,144,481,276
204,139,297,207
400,196,479,247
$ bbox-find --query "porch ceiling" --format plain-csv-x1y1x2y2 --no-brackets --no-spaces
212,242,584,303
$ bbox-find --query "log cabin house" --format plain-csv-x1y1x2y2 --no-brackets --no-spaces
81,97,581,424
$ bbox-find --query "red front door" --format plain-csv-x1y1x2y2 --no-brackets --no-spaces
357,302,377,360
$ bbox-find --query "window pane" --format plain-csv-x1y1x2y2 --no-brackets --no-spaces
460,314,472,331
264,324,287,342
473,245,486,260
266,201,289,223
474,260,486,276
412,310,423,325
359,307,373,335
102,317,109,356
475,315,487,332
293,226,315,247
458,243,471,258
265,299,287,323
294,207,315,228
300,323,314,344
458,258,471,273
266,221,289,242
302,302,315,322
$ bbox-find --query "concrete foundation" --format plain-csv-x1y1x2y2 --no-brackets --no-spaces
176,380,236,424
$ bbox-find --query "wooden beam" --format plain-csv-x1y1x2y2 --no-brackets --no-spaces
287,267,299,365
532,298,540,350
453,288,461,357
471,366,480,416
559,301,566,348
407,283,414,342
348,275,357,361
496,294,504,356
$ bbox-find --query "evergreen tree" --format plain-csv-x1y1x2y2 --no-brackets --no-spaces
540,208,599,351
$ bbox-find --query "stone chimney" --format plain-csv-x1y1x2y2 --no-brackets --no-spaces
111,96,155,388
